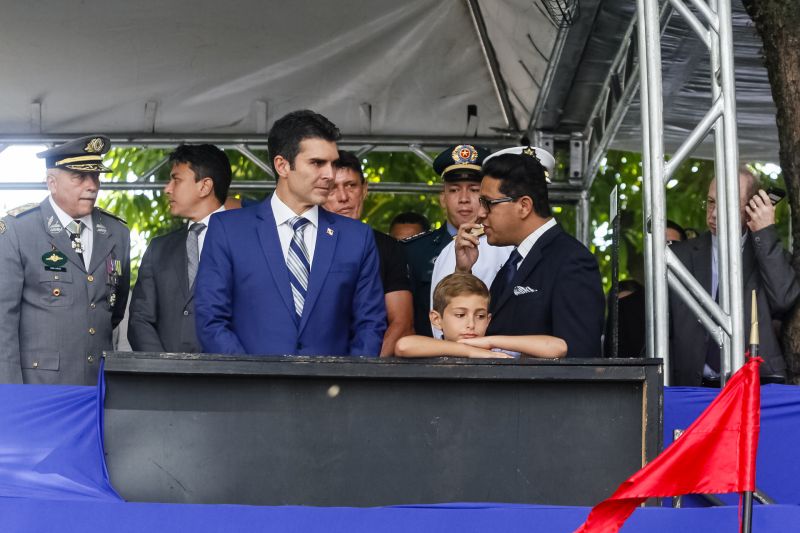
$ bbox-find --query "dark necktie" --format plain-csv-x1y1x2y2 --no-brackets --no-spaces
186,222,206,290
286,217,311,321
497,249,522,293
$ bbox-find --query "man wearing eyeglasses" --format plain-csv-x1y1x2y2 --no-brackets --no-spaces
454,147,604,357
668,167,799,386
403,144,498,337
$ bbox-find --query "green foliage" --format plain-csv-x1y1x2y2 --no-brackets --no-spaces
361,152,443,233
97,146,790,292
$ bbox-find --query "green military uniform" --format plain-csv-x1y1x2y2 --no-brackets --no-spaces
402,225,452,336
0,135,130,385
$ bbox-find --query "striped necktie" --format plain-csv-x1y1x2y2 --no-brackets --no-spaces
286,216,311,320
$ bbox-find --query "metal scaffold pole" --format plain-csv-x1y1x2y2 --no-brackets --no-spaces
637,0,744,385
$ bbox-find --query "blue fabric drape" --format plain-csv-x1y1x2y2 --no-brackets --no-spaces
2,379,800,530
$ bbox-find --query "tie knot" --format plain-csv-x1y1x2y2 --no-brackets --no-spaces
290,216,310,232
67,220,83,235
508,249,521,265
189,222,207,235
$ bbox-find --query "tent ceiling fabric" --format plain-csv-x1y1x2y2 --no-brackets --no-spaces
0,0,557,141
537,0,778,161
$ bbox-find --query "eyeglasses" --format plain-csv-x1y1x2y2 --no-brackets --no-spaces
479,195,522,212
701,198,717,211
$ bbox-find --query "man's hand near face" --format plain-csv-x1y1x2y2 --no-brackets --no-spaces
745,189,776,233
454,222,482,272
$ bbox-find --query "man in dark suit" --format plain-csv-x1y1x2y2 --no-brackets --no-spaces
454,147,605,357
128,144,232,353
669,168,800,386
195,110,386,356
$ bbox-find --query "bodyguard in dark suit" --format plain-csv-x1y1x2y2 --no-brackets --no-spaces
195,110,386,356
129,144,232,353
669,169,800,385
0,135,130,384
454,147,604,356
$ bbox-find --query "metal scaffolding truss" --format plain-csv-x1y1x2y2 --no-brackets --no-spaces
637,0,744,384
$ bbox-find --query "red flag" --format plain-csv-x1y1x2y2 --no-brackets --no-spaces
575,357,762,533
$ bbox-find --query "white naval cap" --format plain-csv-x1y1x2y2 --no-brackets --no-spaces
483,146,555,183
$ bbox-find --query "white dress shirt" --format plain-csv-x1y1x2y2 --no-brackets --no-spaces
515,217,558,266
188,205,225,257
49,195,93,269
271,193,319,265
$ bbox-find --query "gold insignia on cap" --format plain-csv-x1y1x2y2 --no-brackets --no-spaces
84,137,105,153
451,144,478,164
522,147,535,156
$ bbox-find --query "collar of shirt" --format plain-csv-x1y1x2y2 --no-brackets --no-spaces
446,222,458,237
188,205,225,231
48,195,93,234
515,217,557,264
271,192,319,230
189,205,225,257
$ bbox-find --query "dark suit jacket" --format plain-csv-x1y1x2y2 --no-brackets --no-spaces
129,227,201,353
669,227,800,385
486,224,605,357
194,198,387,356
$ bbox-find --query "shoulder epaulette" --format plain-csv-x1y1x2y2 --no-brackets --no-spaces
400,229,436,244
5,203,39,217
96,207,127,225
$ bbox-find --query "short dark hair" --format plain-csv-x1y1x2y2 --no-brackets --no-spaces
268,110,341,172
333,150,364,183
432,272,490,315
666,219,687,241
481,153,551,217
168,144,232,204
390,212,430,232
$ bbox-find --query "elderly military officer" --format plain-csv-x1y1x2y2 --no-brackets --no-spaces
0,135,130,385
402,144,494,337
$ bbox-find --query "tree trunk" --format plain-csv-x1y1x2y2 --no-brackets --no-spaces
741,0,800,382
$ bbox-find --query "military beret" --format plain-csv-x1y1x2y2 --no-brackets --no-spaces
37,135,112,173
484,146,555,183
432,144,490,182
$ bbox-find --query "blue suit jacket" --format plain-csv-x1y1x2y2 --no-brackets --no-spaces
194,198,386,356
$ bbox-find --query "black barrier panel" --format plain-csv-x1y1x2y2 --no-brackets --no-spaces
103,353,662,506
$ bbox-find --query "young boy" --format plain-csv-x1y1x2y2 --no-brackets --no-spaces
395,272,567,358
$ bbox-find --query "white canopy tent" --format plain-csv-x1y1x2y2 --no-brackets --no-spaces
0,0,777,176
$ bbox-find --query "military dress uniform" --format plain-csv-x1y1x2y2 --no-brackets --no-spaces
402,225,451,336
401,144,490,336
0,136,130,385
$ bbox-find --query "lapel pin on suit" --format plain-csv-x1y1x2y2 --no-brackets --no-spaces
326,227,334,236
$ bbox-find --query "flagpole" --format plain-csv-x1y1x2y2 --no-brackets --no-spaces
741,290,758,533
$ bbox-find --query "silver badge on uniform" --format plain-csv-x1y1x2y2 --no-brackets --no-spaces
96,222,107,235
47,216,63,234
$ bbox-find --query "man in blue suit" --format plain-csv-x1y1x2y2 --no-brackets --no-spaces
194,110,386,356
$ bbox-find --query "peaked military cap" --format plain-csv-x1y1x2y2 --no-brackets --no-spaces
37,135,112,172
433,144,490,183
484,145,555,183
